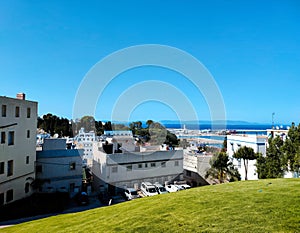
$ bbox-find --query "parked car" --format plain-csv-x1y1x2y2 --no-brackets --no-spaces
154,183,169,194
141,182,158,197
180,184,191,190
165,184,179,192
124,188,140,200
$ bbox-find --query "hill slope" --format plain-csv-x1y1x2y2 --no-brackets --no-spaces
2,179,300,233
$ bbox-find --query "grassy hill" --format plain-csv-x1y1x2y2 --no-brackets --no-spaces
2,179,300,233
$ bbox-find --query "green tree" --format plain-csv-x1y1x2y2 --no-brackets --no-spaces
233,146,258,180
205,152,240,183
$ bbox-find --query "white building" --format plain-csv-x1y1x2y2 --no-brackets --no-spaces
92,131,184,195
74,128,96,167
36,138,83,197
0,93,37,205
227,134,267,180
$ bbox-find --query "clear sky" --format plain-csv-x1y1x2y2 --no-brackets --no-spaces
0,0,299,125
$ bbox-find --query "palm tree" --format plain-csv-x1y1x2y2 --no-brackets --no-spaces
205,152,240,183
233,146,258,180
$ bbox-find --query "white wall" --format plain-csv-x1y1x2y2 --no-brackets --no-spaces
0,96,37,205
227,134,267,180
92,141,183,191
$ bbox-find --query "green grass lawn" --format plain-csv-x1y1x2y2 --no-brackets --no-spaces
2,178,300,233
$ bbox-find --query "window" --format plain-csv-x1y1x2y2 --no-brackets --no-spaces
69,162,76,170
1,105,6,117
0,162,4,174
161,162,166,168
151,162,156,167
7,160,13,176
0,193,4,206
174,160,179,166
27,130,30,138
6,189,13,202
1,132,5,144
25,182,30,193
36,165,42,173
138,163,143,169
8,131,14,146
238,159,241,168
69,183,75,193
112,166,118,173
27,107,31,118
145,163,148,168
126,165,132,171
26,156,29,164
186,170,192,177
15,106,20,117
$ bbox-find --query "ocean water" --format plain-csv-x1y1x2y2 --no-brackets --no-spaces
164,123,287,131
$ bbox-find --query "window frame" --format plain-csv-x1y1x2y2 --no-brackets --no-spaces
1,105,6,117
15,106,20,117
7,160,13,176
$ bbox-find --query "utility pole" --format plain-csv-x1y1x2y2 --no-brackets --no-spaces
272,112,275,129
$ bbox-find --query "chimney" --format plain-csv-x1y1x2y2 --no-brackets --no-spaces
16,93,26,100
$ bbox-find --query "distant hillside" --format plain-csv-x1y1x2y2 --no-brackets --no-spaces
2,179,299,233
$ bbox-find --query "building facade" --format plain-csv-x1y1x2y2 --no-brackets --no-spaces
36,138,83,197
74,128,96,167
227,134,267,180
92,132,184,194
0,94,37,205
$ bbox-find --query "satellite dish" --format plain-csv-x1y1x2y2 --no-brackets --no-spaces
53,133,59,138
276,126,279,130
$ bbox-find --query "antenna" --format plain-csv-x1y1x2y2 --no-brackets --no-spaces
272,112,275,129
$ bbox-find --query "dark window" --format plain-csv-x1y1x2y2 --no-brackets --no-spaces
186,170,192,177
138,163,143,169
151,162,156,167
112,166,118,173
0,162,4,174
26,156,29,164
161,162,166,167
7,160,13,176
69,183,75,193
27,130,30,138
126,165,132,171
145,163,148,168
6,189,13,202
174,160,179,166
1,132,5,144
1,105,6,117
0,193,4,206
27,107,31,118
8,131,14,146
36,165,42,173
15,106,20,117
25,183,30,193
69,162,76,170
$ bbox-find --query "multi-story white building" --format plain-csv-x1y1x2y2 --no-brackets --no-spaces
74,128,96,167
0,93,37,205
227,134,267,180
36,138,83,197
92,131,184,195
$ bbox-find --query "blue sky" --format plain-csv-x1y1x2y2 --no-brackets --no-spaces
0,0,299,125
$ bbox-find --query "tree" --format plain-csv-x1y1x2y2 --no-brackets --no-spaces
233,146,258,180
205,152,240,183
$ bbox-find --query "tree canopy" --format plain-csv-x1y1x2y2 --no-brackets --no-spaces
205,152,241,183
233,146,258,180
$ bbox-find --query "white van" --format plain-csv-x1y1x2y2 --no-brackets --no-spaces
141,182,158,197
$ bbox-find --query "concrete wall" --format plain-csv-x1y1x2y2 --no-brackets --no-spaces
92,142,184,192
36,148,83,197
0,96,37,205
227,134,267,180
